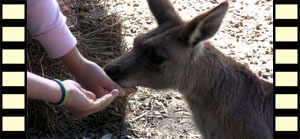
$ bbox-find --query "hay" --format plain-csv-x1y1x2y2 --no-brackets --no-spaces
28,0,129,138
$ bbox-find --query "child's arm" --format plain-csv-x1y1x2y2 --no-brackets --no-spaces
28,0,76,58
27,71,62,103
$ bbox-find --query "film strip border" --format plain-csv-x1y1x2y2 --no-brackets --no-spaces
274,0,300,138
0,0,27,138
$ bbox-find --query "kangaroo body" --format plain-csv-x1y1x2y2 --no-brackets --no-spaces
180,42,273,139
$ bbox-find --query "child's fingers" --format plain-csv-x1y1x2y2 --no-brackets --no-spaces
101,76,126,96
124,87,137,95
79,87,96,101
91,89,119,111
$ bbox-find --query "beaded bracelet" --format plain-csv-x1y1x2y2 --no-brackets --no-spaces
50,79,68,106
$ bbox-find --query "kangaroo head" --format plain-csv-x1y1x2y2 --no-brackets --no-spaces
104,0,229,89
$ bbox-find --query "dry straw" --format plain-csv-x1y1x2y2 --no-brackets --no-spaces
28,0,129,137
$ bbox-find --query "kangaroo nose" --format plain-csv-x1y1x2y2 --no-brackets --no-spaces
104,65,119,80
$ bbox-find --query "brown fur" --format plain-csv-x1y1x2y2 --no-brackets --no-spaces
104,1,273,138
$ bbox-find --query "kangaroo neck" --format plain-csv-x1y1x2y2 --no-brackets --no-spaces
180,43,234,94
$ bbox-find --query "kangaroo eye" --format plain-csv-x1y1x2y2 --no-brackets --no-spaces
149,54,166,65
146,50,166,65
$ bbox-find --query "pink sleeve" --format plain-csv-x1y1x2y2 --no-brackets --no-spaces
28,0,77,58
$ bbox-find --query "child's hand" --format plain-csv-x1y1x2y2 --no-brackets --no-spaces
62,80,120,118
60,47,137,98
77,61,137,98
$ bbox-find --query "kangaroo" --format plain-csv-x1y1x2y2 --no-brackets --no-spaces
104,0,273,138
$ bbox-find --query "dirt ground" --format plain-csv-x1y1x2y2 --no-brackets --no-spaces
104,0,273,138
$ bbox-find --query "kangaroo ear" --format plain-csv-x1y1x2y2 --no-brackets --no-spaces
182,1,229,45
147,0,182,25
